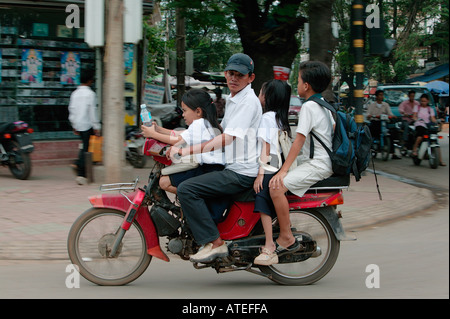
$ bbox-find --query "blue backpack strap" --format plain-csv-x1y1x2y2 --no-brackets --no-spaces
308,96,337,159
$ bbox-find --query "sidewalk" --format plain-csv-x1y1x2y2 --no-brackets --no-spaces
0,164,435,261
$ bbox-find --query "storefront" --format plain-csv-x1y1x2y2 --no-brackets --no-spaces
0,1,152,142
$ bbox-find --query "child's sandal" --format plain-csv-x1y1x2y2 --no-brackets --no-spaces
254,247,279,266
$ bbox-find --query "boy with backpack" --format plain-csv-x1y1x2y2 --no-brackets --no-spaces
268,61,335,261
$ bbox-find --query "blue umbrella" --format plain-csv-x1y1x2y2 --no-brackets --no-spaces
425,81,449,94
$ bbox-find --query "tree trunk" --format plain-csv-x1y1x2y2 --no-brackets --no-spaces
176,8,186,108
103,0,125,183
232,0,306,94
308,0,337,101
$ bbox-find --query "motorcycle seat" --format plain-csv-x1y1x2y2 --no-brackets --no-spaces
0,122,14,134
308,174,350,190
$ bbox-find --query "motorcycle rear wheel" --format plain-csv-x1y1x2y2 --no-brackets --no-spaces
258,209,340,286
67,208,152,286
7,140,32,180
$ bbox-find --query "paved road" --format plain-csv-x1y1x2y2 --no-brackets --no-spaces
0,205,447,299
0,125,447,300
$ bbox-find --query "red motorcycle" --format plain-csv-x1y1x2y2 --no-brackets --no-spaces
67,138,354,286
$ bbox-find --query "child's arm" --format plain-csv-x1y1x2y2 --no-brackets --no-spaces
168,132,235,159
154,123,184,136
141,124,183,145
254,141,270,193
269,132,305,189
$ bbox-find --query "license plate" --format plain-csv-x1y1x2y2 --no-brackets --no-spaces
16,133,34,153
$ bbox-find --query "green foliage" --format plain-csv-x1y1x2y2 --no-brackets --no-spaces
143,20,172,77
156,0,242,72
334,0,448,84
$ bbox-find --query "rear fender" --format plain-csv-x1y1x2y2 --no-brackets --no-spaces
88,192,170,262
316,206,356,241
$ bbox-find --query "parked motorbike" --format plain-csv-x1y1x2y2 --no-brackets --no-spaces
125,125,147,168
0,121,34,180
412,122,443,169
67,138,354,286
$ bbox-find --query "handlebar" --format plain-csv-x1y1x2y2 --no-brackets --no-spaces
370,115,396,120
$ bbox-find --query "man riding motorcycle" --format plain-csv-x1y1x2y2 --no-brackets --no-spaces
366,90,400,159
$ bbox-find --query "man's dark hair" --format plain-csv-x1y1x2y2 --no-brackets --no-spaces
408,90,416,95
81,69,95,84
375,89,384,96
298,61,331,93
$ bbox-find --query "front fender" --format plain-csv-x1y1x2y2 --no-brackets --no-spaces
88,192,170,262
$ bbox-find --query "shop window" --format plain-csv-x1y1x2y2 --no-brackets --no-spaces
0,6,96,140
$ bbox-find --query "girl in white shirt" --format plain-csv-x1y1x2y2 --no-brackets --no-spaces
141,89,224,193
253,79,291,266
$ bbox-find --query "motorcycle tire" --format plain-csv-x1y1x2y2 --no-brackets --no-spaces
67,208,152,286
258,209,340,286
7,140,32,180
381,137,391,161
128,150,147,168
429,147,439,169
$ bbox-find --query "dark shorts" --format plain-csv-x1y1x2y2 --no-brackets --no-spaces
253,173,277,218
415,126,427,137
169,164,225,187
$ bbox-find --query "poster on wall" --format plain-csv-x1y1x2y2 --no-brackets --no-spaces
124,44,134,76
21,49,43,84
61,52,80,85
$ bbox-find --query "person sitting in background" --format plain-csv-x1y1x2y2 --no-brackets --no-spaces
398,90,419,148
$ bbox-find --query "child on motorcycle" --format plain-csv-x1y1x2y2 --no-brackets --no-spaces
252,79,291,266
141,89,225,193
268,61,335,264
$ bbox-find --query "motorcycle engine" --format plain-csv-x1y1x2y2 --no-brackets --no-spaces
150,205,181,236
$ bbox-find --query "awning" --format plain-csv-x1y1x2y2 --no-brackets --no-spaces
405,63,449,83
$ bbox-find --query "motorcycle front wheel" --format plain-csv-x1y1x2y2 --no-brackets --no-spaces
67,208,152,286
7,140,32,180
428,147,439,169
258,209,340,286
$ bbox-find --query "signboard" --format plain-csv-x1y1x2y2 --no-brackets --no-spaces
143,84,165,105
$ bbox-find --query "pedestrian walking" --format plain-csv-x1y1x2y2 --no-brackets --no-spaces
68,69,101,185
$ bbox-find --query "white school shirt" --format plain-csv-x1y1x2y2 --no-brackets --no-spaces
258,111,281,157
220,84,262,177
68,86,101,132
296,99,335,171
180,118,224,165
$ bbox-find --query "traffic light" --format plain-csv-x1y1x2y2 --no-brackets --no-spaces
368,18,396,58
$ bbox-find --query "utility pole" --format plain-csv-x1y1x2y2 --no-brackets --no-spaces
103,0,125,183
176,8,186,107
351,0,366,126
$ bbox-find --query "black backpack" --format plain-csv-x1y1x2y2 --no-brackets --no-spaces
309,96,372,182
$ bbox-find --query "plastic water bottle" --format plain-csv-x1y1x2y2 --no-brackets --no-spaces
140,104,152,126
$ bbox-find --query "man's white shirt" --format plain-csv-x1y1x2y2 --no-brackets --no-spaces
221,84,262,177
68,86,101,132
